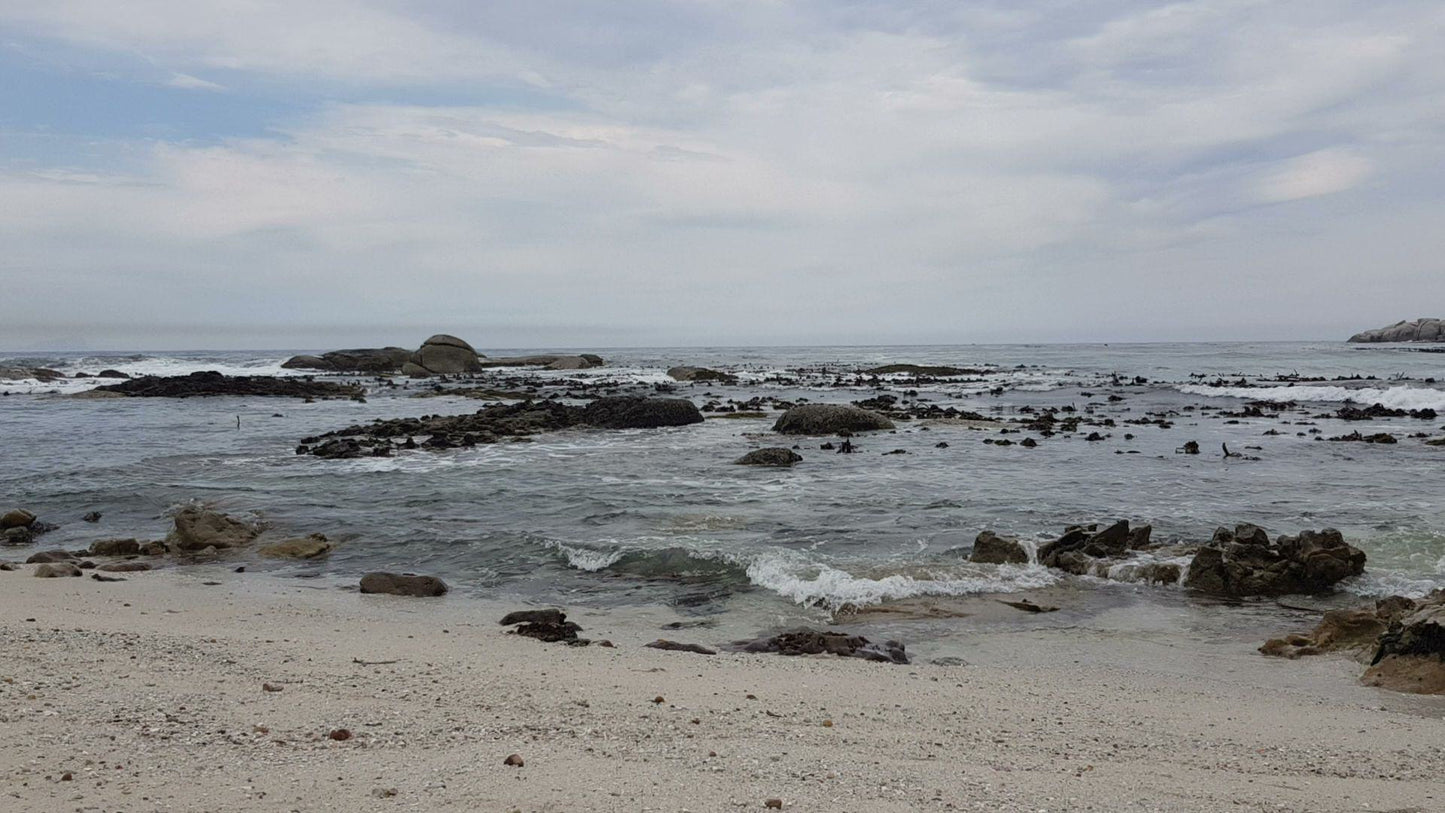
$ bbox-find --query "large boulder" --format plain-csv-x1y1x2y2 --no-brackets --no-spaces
1,509,36,530
970,531,1029,565
1348,318,1445,343
411,334,482,375
167,507,264,551
582,396,704,429
359,572,448,597
283,347,413,373
1183,525,1365,596
1261,596,1417,659
772,404,895,435
735,448,803,467
1362,598,1445,694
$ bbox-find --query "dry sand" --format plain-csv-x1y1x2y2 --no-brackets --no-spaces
2,568,1443,812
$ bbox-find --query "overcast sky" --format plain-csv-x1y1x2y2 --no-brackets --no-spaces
2,1,1443,350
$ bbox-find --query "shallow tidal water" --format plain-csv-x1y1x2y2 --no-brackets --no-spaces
3,342,1444,657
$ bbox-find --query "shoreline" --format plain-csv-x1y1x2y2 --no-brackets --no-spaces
3,568,1442,811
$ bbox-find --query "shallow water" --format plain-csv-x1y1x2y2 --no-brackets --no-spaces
3,342,1443,646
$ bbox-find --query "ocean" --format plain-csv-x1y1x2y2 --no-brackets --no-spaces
3,342,1443,657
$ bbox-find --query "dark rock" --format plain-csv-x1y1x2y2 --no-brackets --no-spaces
98,562,152,572
300,400,586,458
283,347,412,373
499,609,567,626
1326,431,1397,444
82,511,102,523
864,364,980,377
95,369,130,379
1261,597,1416,660
645,639,717,655
93,371,363,399
359,572,449,597
772,404,895,435
1362,595,1445,693
507,610,585,643
89,539,140,556
997,599,1058,613
2,509,37,530
1038,520,1133,571
969,531,1029,565
481,355,604,370
582,396,704,429
503,754,525,767
667,366,737,383
735,448,803,467
167,507,263,551
410,334,482,375
26,550,75,564
1184,526,1366,596
259,534,333,559
733,629,908,664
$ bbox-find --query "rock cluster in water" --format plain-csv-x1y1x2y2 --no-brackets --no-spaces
1347,318,1445,343
88,371,363,399
283,334,605,376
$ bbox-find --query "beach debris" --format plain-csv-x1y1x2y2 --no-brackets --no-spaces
651,696,666,704
735,448,803,467
359,572,449,597
503,753,524,767
371,787,399,798
644,639,717,655
501,608,585,644
262,683,284,692
997,599,1059,613
352,658,401,666
765,799,783,809
733,629,909,664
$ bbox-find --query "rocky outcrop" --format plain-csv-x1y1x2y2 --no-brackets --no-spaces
667,366,737,384
1037,520,1153,575
733,629,908,664
479,355,605,370
259,534,333,559
410,334,483,375
299,400,587,457
89,539,141,556
1261,596,1417,659
582,397,704,429
359,572,449,597
735,448,803,467
1363,596,1445,694
772,404,895,435
0,367,66,382
864,364,984,377
3,509,56,545
1183,525,1365,596
1,509,37,530
1348,318,1445,343
93,371,362,399
969,531,1029,565
281,347,413,373
167,507,264,551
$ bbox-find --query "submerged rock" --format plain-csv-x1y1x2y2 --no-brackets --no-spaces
733,629,909,664
771,404,895,435
969,531,1029,565
359,572,449,597
735,448,803,467
1184,525,1365,596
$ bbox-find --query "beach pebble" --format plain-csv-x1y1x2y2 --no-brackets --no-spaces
328,728,351,741
503,753,524,767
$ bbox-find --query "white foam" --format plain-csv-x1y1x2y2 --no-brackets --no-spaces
1,354,303,395
1177,384,1445,412
551,543,625,572
1342,570,1445,600
744,554,1059,608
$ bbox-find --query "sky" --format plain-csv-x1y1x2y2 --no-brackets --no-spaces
1,1,1443,351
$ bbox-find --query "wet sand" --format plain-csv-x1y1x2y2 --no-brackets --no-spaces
2,568,1442,812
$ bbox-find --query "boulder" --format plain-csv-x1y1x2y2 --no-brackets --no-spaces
258,533,333,559
401,362,432,378
499,609,567,626
645,640,717,655
33,563,82,578
359,572,448,597
1348,318,1445,343
167,507,264,551
1260,597,1418,660
94,371,362,399
95,369,131,379
1038,520,1133,571
411,334,482,375
280,354,330,370
1,509,36,530
282,347,413,373
501,608,583,643
1183,525,1365,596
25,550,75,564
771,404,895,435
582,396,704,429
1361,597,1445,693
735,448,803,467
969,531,1029,565
667,366,738,384
89,538,140,556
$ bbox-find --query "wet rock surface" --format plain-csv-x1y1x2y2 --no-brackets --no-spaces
1183,525,1365,596
358,572,449,597
732,629,909,664
167,507,264,552
735,448,803,467
1348,317,1445,343
771,404,895,435
258,534,334,559
582,396,705,429
968,531,1029,565
92,371,362,399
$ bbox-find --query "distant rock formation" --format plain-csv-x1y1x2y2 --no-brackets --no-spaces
283,337,604,375
1348,318,1445,343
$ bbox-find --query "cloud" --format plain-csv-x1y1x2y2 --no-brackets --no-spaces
165,72,224,91
1255,149,1375,203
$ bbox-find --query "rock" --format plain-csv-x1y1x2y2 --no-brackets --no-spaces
411,334,482,375
503,754,525,767
33,563,82,578
1038,520,1133,572
1,509,36,529
1183,525,1366,596
401,362,432,378
499,609,567,626
167,507,263,551
1348,318,1445,343
89,539,140,556
645,639,717,655
299,400,587,458
94,371,363,399
82,511,102,523
98,562,152,572
582,396,704,429
1361,596,1445,693
476,354,604,370
667,366,738,383
279,354,331,370
258,534,333,559
733,629,908,664
2,527,33,544
864,364,979,377
282,347,413,373
95,369,130,379
771,404,895,435
359,572,449,597
328,728,351,741
1131,562,1182,584
969,531,1029,565
997,599,1058,613
735,448,803,467
1261,597,1417,660
25,550,75,564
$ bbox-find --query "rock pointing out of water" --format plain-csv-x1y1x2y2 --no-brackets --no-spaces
359,572,449,597
259,534,334,559
282,347,413,373
735,448,803,467
969,531,1029,565
1348,318,1445,343
167,507,265,551
771,404,895,435
409,334,483,375
581,396,704,429
1183,525,1365,596
92,371,362,399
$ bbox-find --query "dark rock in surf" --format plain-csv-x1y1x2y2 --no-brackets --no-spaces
167,507,264,552
772,404,895,435
92,371,362,399
282,347,413,373
969,531,1029,565
582,396,704,429
735,448,803,467
1183,525,1365,596
359,572,449,597
667,366,737,384
499,609,567,626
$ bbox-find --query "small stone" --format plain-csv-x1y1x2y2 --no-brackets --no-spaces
652,696,666,704
60,772,73,782
82,511,102,523
328,728,351,741
262,683,283,692
371,787,398,798
822,719,833,727
765,799,783,809
503,753,524,767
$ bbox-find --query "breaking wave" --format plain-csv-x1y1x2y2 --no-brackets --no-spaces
1177,384,1445,412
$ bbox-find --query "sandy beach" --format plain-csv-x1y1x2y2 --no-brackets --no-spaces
2,568,1442,813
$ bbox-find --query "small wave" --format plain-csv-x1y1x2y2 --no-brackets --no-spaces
744,554,1059,609
1177,384,1445,412
1342,570,1445,600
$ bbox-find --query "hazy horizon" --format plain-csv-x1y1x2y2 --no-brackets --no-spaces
3,2,1443,350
